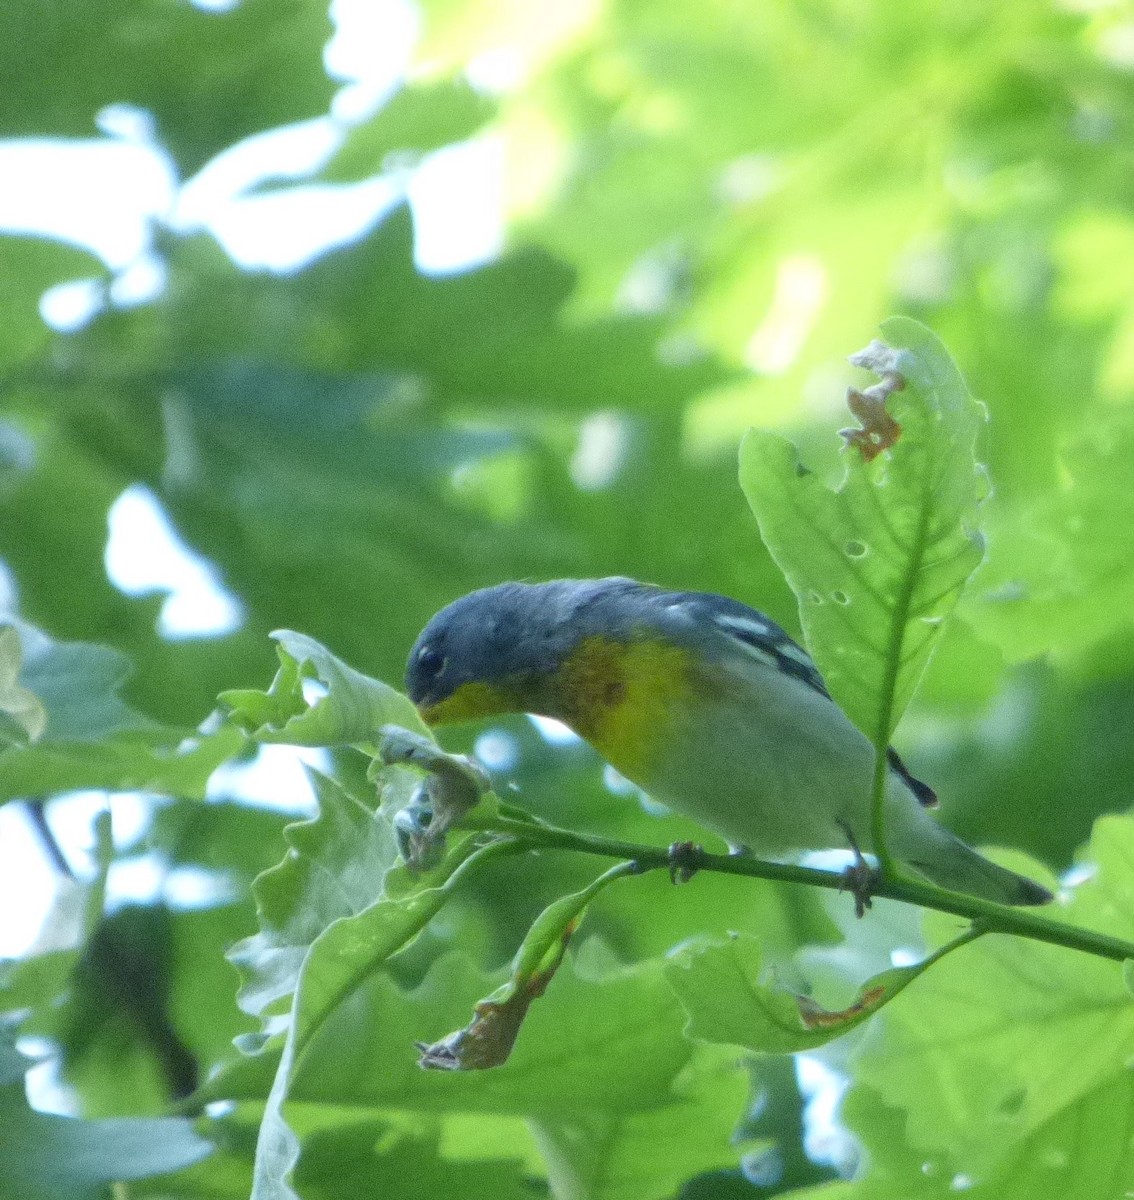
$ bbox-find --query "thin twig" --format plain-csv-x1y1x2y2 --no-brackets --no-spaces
462,815,1134,965
24,798,75,879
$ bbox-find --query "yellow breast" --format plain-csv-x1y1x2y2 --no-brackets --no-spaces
555,635,697,778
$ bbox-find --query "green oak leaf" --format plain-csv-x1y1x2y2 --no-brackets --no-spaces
321,80,495,183
0,951,80,1016
292,1118,532,1200
207,944,749,1200
783,1075,1134,1199
220,630,427,749
227,760,508,1200
0,620,243,805
970,413,1134,661
740,317,988,744
246,839,508,1200
227,770,401,1019
530,1047,749,1200
192,993,749,1200
1,0,333,175
208,944,709,1117
418,861,638,1070
664,929,960,1054
853,815,1134,1177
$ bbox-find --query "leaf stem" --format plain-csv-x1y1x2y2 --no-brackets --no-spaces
23,797,75,879
463,815,1134,966
870,492,935,880
289,835,525,1073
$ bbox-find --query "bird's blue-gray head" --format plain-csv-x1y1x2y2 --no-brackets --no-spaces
405,578,659,724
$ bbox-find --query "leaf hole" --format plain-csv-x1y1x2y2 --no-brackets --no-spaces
807,590,824,605
845,540,868,558
832,590,850,605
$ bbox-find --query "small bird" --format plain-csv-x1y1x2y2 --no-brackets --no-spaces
406,578,1051,907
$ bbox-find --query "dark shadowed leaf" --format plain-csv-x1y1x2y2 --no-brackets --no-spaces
322,81,496,183
0,1022,212,1199
0,0,334,173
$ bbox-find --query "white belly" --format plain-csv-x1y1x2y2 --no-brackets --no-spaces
615,656,888,856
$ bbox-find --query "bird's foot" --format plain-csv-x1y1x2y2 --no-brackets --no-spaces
836,821,877,919
839,859,877,919
667,841,704,884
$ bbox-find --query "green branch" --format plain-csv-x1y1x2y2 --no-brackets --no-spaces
463,814,1134,966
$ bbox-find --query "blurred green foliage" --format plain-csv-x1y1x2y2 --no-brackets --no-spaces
3,0,1134,1197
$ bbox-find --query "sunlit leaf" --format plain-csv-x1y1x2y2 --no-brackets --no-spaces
854,816,1134,1177
740,317,988,743
221,630,427,749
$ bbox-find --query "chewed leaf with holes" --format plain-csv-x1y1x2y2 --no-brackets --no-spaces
220,629,428,750
740,317,987,743
664,932,946,1054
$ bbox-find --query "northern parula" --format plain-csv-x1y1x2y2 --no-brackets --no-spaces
406,577,1051,906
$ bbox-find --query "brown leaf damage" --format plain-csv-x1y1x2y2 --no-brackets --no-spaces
796,983,890,1030
416,918,577,1071
839,338,907,461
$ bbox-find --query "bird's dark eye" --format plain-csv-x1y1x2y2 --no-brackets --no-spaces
417,645,446,677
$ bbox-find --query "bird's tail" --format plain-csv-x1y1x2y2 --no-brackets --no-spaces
893,819,1052,906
